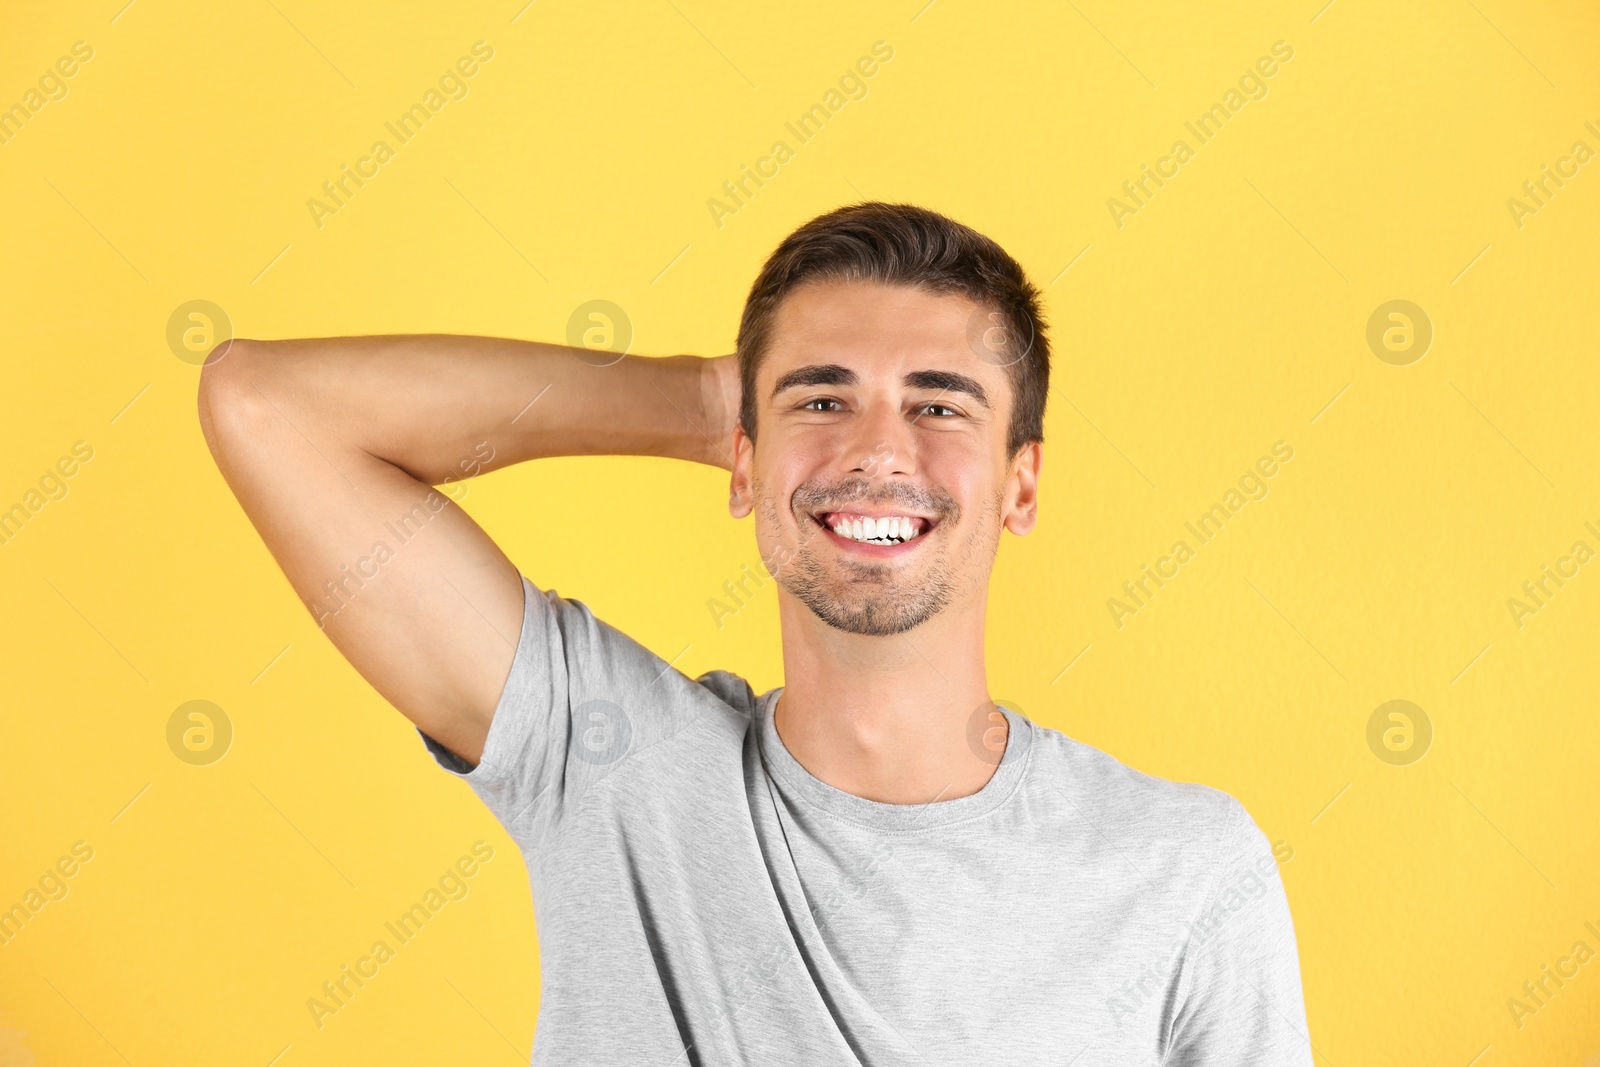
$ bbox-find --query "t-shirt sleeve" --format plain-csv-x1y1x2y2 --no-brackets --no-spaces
414,574,701,847
1163,798,1315,1066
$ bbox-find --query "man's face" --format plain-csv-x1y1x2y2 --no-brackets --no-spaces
728,279,1041,636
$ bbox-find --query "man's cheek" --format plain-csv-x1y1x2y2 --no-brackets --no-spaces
764,543,794,578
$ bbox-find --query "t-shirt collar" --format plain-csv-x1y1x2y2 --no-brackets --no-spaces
755,686,1033,832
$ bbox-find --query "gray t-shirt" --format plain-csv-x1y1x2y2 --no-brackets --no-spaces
419,576,1314,1066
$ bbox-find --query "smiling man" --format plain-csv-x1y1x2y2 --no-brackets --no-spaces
197,201,1313,1065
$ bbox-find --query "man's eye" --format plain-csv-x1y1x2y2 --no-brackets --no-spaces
919,402,959,418
802,398,843,412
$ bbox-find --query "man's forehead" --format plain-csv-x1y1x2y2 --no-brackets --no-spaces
763,280,989,374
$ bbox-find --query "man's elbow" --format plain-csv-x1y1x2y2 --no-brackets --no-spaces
196,338,271,459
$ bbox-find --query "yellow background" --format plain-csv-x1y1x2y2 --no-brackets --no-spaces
2,0,1598,1063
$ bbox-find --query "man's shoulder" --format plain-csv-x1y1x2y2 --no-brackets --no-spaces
690,668,761,716
1023,717,1247,851
525,580,761,726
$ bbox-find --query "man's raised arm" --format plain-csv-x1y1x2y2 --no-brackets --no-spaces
196,334,736,767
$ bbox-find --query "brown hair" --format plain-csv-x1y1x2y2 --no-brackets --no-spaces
735,201,1049,458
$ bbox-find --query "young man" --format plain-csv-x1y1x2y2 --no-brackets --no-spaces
198,202,1313,1065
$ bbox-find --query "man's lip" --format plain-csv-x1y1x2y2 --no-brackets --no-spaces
811,515,934,556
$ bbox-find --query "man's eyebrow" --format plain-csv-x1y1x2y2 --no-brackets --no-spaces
904,369,989,410
770,364,991,410
770,364,858,398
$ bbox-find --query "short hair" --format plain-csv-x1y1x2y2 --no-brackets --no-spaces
735,201,1049,458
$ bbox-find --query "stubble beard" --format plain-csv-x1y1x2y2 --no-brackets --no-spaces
756,475,1002,637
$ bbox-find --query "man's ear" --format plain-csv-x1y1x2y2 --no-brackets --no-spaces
1003,441,1041,536
729,423,754,518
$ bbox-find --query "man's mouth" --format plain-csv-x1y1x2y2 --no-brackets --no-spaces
810,510,937,546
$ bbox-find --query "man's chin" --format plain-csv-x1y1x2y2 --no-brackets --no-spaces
798,585,947,637
812,607,929,637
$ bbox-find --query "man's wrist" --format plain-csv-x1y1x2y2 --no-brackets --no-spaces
693,353,740,471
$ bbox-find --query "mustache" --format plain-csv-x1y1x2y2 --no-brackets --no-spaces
792,475,956,519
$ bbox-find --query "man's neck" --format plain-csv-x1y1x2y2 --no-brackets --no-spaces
772,590,1003,806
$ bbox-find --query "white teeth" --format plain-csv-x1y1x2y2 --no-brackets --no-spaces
826,514,925,544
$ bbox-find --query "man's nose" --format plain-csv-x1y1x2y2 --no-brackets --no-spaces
843,398,915,479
